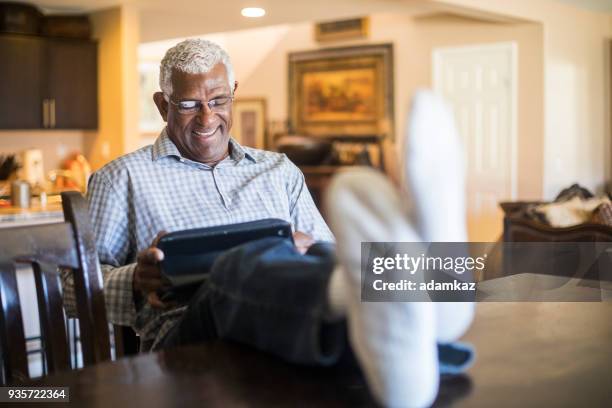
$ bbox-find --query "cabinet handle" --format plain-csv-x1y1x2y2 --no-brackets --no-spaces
49,99,56,128
42,99,49,128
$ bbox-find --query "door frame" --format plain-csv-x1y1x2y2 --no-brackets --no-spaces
432,41,518,200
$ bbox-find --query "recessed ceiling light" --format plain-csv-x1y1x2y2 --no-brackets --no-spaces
241,7,266,18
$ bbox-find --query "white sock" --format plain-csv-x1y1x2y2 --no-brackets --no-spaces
404,90,474,342
433,302,475,343
326,168,439,408
405,90,467,243
325,269,465,343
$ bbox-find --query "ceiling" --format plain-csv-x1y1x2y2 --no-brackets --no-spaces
4,0,428,15
9,0,611,15
137,0,440,42
3,0,609,43
4,0,123,13
2,0,445,42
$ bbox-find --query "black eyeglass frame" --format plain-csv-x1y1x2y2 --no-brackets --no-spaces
164,94,234,114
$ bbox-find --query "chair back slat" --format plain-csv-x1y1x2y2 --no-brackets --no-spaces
32,262,71,373
0,192,115,383
0,261,29,383
0,222,76,383
61,191,112,364
2,223,79,269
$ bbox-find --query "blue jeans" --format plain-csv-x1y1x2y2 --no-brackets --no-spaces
160,237,346,365
160,237,475,373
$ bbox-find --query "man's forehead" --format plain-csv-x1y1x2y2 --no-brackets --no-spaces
201,75,227,89
171,65,229,90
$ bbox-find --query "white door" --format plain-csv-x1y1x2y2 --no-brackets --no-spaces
433,42,517,241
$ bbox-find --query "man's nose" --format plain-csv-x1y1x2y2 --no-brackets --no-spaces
197,103,216,125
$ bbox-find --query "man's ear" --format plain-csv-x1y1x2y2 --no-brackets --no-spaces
233,81,239,95
153,92,168,122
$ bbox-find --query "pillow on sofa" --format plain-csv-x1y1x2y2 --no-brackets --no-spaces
591,202,612,227
535,196,611,227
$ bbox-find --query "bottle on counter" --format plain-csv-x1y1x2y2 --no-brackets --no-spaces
11,180,31,209
32,182,48,208
39,190,47,208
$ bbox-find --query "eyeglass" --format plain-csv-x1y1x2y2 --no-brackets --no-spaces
165,95,234,115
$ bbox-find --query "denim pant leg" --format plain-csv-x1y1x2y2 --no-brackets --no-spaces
160,237,346,366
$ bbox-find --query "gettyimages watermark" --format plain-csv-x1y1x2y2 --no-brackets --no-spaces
360,242,612,302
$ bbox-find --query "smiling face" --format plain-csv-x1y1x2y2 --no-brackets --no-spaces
154,63,236,165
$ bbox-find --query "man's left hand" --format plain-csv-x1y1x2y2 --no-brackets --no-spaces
293,231,314,254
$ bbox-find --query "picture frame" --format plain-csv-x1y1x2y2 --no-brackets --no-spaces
288,43,394,139
139,61,165,137
232,98,267,149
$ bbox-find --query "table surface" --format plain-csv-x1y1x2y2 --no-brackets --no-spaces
31,274,612,407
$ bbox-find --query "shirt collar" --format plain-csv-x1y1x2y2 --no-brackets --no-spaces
228,138,256,163
152,127,256,164
152,128,181,160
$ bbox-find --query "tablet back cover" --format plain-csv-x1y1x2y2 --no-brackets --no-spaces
157,218,293,287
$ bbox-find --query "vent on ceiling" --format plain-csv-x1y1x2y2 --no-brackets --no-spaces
315,17,369,42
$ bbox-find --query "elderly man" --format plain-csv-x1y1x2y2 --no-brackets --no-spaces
63,39,333,351
64,39,475,408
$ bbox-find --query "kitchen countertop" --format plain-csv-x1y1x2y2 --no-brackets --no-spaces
0,199,64,228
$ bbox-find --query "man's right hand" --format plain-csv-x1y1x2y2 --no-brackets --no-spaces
133,231,168,309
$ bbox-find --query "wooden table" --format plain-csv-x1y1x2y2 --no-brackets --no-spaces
31,275,612,407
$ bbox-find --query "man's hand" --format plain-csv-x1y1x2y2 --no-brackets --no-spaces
133,231,168,309
293,231,314,255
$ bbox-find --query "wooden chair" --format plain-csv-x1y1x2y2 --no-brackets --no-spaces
62,192,139,358
0,191,114,383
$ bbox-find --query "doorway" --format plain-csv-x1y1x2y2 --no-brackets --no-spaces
433,42,518,241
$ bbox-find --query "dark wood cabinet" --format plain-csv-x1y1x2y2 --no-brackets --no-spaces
0,35,44,128
45,39,97,129
0,34,97,130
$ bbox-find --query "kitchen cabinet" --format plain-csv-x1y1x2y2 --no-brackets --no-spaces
0,35,44,129
45,39,97,129
0,34,97,130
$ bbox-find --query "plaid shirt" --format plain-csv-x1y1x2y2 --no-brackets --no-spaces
62,128,333,350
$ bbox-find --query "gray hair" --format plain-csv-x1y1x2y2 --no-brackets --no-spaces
159,39,235,96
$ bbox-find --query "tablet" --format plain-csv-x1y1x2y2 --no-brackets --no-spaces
157,218,293,287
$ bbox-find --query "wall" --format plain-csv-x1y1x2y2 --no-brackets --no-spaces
233,13,544,199
85,5,140,170
609,14,612,186
138,0,438,43
0,130,83,173
228,16,415,153
429,0,611,197
138,0,610,200
121,5,141,155
0,4,141,174
409,14,544,200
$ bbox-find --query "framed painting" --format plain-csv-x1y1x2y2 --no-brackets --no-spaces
232,98,267,149
288,43,394,138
